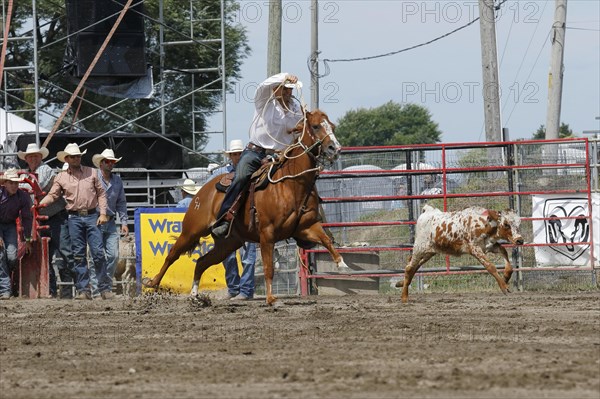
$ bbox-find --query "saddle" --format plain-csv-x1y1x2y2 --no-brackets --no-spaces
214,157,283,233
215,157,281,193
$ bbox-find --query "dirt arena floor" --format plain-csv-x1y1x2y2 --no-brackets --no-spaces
1,290,599,399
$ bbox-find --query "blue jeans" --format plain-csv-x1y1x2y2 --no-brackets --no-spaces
68,214,111,294
45,211,74,297
0,222,18,296
224,242,257,298
89,219,119,295
217,149,264,219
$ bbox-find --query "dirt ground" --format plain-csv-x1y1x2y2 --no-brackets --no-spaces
1,290,599,399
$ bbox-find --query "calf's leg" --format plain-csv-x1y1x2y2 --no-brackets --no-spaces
495,246,513,285
401,251,435,303
469,247,510,294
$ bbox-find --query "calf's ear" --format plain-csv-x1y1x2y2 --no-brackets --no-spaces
486,209,500,226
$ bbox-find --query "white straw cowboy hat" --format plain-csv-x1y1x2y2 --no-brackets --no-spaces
92,149,122,168
0,168,23,182
57,143,87,163
181,179,201,195
17,143,49,160
224,139,244,154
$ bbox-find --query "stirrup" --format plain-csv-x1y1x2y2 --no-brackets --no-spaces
211,220,231,239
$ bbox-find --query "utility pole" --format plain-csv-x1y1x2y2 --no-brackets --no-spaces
545,0,568,140
478,0,502,143
267,0,282,77
310,0,319,110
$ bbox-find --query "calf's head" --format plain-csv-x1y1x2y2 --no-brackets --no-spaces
497,209,524,245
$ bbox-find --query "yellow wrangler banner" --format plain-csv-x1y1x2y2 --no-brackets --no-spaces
135,208,228,293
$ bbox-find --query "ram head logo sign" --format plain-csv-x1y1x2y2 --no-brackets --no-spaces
543,200,590,261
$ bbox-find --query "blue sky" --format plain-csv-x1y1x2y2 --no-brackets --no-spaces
206,0,600,151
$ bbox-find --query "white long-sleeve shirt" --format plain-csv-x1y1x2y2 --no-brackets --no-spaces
249,72,303,151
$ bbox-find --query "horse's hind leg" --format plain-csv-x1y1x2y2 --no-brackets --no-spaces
296,224,349,269
145,233,200,289
191,238,242,296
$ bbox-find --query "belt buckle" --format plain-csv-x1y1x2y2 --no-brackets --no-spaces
79,209,88,216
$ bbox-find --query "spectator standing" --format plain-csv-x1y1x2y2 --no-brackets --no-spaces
87,149,129,295
177,179,200,208
39,143,112,300
211,139,257,300
18,143,74,298
0,168,33,299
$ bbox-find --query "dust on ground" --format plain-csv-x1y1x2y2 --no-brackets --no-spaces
1,290,599,399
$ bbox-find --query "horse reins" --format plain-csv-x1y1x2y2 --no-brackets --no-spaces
268,121,327,184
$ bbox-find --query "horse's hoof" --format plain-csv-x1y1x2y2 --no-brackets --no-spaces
337,260,350,270
266,295,278,306
141,277,156,288
395,280,404,288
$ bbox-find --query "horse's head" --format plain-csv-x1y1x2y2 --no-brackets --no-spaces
295,109,342,164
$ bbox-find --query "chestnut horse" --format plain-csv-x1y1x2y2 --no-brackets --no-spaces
144,109,348,304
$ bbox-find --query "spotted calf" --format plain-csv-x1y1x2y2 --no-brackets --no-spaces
398,205,524,302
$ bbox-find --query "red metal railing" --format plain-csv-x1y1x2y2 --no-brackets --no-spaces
299,138,596,295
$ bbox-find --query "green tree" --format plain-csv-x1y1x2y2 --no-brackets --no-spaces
335,101,441,147
3,0,250,151
532,123,575,139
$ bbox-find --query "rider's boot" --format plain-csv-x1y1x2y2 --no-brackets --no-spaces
211,193,245,239
211,211,234,239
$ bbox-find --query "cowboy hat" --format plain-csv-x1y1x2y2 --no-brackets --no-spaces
181,179,201,195
92,149,122,168
17,143,49,160
0,168,23,182
57,143,87,163
224,139,244,154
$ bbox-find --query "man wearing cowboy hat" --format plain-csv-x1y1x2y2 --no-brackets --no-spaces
0,168,33,299
40,143,112,300
19,143,74,299
212,73,304,239
177,179,201,208
86,149,129,295
211,139,257,300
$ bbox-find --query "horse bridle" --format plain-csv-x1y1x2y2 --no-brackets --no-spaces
270,114,334,184
295,116,336,166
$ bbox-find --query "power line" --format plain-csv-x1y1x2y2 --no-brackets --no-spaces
504,28,552,127
310,0,509,79
498,7,515,68
566,27,600,31
498,0,549,126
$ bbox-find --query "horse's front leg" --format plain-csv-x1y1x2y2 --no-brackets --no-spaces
259,240,277,305
298,224,349,269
